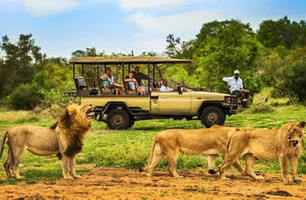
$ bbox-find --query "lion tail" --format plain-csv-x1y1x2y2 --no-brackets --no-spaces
139,135,158,172
0,131,8,159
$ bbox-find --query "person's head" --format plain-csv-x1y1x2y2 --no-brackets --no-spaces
128,72,133,79
134,66,140,73
106,67,111,74
162,79,168,86
234,69,240,79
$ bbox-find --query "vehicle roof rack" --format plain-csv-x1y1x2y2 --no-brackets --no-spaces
69,56,192,65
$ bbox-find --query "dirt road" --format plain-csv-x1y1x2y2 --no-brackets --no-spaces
0,167,305,200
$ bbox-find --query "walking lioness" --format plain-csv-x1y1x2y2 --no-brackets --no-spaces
142,126,244,177
218,121,305,183
0,104,94,179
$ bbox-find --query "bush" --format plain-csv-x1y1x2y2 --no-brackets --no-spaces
245,104,275,114
278,60,306,102
7,84,41,110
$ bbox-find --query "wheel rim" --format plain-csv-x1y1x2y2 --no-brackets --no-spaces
207,111,218,124
112,114,124,126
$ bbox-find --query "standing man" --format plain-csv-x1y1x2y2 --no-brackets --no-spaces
223,69,250,108
132,66,149,90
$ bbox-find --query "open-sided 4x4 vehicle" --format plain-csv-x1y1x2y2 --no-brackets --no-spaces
68,57,238,129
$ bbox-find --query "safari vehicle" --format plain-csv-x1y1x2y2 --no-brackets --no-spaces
68,57,238,129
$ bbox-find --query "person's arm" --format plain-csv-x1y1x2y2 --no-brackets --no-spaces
133,78,140,87
168,87,174,92
140,73,149,80
222,76,231,82
124,78,133,82
239,78,243,89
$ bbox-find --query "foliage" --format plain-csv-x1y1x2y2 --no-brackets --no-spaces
259,47,306,102
0,34,45,97
7,84,41,110
257,16,306,49
72,47,106,57
193,20,261,92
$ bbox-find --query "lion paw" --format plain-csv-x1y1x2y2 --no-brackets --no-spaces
63,176,74,180
220,176,230,180
256,175,265,180
293,177,302,183
283,177,293,184
73,175,81,179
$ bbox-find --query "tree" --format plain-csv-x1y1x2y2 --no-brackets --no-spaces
71,47,106,57
0,34,45,97
260,47,306,102
257,16,305,49
192,20,261,92
164,34,181,58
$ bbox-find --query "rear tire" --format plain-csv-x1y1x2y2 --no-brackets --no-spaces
201,106,225,128
107,109,130,130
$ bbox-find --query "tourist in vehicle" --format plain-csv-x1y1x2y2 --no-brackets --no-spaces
124,72,144,95
160,79,174,92
132,66,149,88
223,69,250,107
101,67,124,95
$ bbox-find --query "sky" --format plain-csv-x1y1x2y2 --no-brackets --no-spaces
0,0,305,58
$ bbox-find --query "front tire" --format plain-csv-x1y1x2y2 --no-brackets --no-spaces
201,106,225,128
107,109,130,130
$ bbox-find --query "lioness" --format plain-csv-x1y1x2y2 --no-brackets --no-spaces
218,121,305,183
142,126,244,177
0,104,94,179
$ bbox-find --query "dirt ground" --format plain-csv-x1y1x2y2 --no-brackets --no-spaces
0,166,305,200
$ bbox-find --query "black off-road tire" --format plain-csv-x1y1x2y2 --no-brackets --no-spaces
107,109,130,130
128,120,135,129
201,106,225,128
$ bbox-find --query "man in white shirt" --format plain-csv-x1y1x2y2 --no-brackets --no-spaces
223,70,250,107
160,79,174,92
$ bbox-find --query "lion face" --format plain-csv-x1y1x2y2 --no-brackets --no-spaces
80,104,95,119
287,121,305,147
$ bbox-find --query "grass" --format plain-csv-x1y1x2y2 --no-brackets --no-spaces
0,104,305,184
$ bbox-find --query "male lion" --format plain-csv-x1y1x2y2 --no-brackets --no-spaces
142,126,244,177
218,121,305,183
0,104,94,179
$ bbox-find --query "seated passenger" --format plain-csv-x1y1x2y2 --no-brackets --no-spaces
223,69,250,107
101,67,124,95
160,79,173,92
124,72,144,95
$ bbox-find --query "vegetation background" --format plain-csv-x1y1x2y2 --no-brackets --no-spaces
0,16,305,184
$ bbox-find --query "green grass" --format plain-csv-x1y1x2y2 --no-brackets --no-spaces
0,104,305,184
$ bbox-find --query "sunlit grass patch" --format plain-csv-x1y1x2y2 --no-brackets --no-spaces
0,104,305,184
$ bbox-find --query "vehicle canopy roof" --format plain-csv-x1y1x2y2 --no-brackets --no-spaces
69,56,191,65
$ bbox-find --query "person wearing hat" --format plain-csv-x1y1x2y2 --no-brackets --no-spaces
223,69,250,107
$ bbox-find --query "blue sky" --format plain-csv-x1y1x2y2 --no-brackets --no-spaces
0,0,305,58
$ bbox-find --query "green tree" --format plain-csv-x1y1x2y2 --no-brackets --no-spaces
72,47,106,57
0,34,45,97
192,20,261,92
260,47,306,102
257,16,305,49
164,34,181,58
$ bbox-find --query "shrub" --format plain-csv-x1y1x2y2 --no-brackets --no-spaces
7,84,41,110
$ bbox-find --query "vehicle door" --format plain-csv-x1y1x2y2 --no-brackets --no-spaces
151,90,191,115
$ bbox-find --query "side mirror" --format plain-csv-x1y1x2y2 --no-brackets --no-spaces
178,86,183,94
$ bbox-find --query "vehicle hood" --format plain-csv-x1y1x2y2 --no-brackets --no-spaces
189,91,230,100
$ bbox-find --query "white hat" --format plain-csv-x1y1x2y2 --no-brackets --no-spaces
234,69,240,74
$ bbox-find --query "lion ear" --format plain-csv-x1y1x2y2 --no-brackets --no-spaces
299,121,305,128
67,105,77,117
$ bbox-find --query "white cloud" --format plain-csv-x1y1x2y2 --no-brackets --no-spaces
127,10,224,35
24,0,79,17
119,0,186,11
